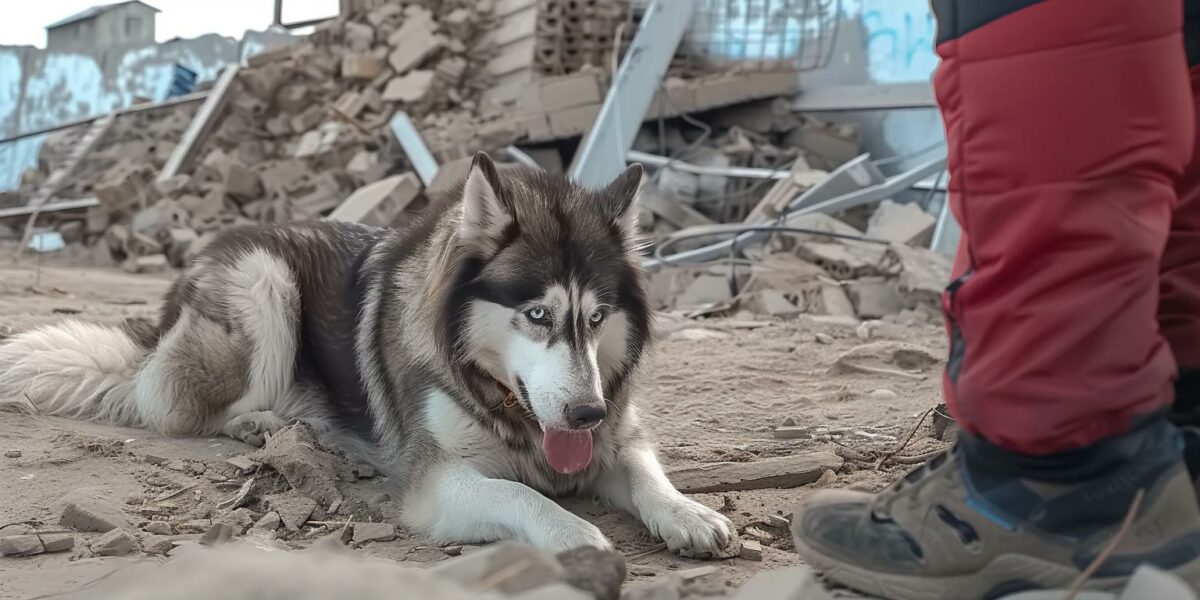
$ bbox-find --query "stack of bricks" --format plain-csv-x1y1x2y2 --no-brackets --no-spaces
532,0,632,76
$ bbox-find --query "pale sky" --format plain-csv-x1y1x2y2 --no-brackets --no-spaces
0,0,338,48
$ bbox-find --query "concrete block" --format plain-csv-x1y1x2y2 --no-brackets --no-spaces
343,21,375,52
351,522,396,544
343,54,385,80
741,289,801,318
95,162,156,211
290,106,326,134
59,492,132,533
382,70,436,103
847,277,905,319
867,200,936,247
538,72,604,113
274,84,311,115
547,103,601,137
93,529,137,557
40,534,75,553
328,173,422,227
387,16,442,74
0,535,44,557
431,542,566,594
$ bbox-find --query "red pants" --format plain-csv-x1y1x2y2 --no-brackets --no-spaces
935,0,1200,454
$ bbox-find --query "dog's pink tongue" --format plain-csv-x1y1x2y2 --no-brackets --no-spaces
542,428,593,474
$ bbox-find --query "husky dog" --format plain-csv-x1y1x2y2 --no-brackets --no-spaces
0,153,733,554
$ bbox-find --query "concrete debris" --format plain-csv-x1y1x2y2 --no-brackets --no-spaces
93,528,137,556
667,451,844,494
328,173,422,227
0,535,44,557
4,450,20,458
254,511,283,532
431,542,566,595
867,200,936,247
144,521,173,536
59,491,133,533
254,423,357,507
732,566,835,600
266,493,319,531
383,70,437,103
40,533,76,553
738,540,763,562
44,540,603,600
351,522,396,544
556,546,626,600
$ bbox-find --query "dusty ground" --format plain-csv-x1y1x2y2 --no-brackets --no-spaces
0,260,949,599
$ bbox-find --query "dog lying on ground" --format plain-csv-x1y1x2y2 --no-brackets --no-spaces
0,153,734,555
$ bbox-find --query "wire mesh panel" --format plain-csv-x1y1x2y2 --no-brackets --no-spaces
532,0,841,78
675,0,842,76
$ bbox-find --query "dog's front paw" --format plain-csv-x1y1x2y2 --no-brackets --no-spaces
529,516,613,552
222,411,287,447
641,495,736,559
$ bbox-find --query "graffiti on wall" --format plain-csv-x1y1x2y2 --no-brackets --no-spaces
856,0,939,83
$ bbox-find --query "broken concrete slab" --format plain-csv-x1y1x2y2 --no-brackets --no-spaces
265,493,318,531
556,546,626,600
143,521,173,536
867,200,936,247
93,528,137,556
382,70,437,103
740,289,800,318
846,277,905,319
40,533,75,553
352,522,396,544
328,173,422,227
667,451,843,493
275,84,312,115
254,424,358,507
343,54,386,80
59,491,132,533
732,566,835,600
0,535,44,557
253,511,282,531
387,14,442,74
431,542,566,595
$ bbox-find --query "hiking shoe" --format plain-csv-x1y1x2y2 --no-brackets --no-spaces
791,421,1200,600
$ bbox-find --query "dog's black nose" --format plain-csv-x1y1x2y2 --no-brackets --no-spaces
567,404,606,429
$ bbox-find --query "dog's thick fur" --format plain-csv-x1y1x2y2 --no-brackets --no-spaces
0,154,733,554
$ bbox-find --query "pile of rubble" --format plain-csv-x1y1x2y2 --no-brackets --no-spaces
4,0,948,325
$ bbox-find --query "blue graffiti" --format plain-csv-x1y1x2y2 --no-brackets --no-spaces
862,5,938,83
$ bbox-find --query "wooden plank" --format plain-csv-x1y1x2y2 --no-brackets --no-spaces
158,65,241,182
667,451,843,494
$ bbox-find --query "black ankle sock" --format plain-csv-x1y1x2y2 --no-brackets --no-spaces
1171,369,1200,426
959,414,1177,485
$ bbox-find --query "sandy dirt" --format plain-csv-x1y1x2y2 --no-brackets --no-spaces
0,261,949,599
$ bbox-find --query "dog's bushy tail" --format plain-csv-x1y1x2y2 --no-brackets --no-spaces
0,321,148,425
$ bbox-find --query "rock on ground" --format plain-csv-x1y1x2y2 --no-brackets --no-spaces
58,490,132,533
93,529,137,557
556,546,626,600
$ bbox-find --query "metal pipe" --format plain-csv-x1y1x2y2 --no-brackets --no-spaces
0,91,209,147
626,150,791,180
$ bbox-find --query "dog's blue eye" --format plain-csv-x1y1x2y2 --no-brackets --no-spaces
526,307,549,322
589,311,605,326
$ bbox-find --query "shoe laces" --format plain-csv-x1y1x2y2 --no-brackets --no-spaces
873,447,954,517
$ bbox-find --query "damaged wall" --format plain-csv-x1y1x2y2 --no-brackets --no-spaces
800,0,943,178
0,35,246,191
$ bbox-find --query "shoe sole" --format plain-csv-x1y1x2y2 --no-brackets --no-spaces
793,535,1200,600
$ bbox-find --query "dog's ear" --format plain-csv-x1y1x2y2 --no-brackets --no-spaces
602,163,643,234
458,152,514,253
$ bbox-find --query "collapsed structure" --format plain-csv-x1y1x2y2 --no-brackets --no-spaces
1,0,948,322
